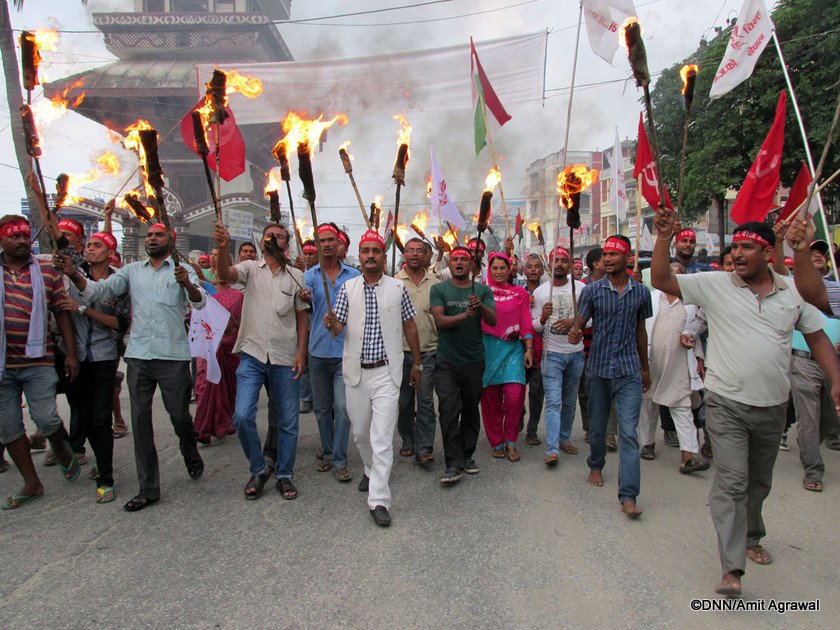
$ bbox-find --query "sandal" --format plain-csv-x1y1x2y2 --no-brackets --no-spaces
492,446,506,459
544,453,559,467
560,442,578,455
2,493,43,510
701,441,713,459
123,495,158,512
526,436,541,446
399,447,414,457
96,486,116,504
315,459,332,472
276,478,298,500
88,464,98,481
244,473,269,500
113,426,129,439
59,446,81,481
505,443,521,462
746,544,773,565
803,478,824,492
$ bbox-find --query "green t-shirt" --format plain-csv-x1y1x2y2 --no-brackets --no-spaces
430,281,495,365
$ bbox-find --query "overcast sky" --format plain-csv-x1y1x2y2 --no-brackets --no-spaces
0,0,748,238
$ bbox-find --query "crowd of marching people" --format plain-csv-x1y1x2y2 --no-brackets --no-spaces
2,174,840,595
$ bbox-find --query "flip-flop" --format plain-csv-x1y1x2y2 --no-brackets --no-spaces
59,445,81,481
96,486,116,504
746,544,773,565
2,493,43,510
803,479,824,492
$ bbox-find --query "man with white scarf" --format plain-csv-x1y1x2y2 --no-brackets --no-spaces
638,261,710,474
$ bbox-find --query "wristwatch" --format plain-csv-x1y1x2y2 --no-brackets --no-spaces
412,364,423,372
78,305,87,315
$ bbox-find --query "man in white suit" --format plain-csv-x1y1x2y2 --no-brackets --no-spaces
325,230,422,527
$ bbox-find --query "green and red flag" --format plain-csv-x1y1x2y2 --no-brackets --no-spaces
471,37,511,156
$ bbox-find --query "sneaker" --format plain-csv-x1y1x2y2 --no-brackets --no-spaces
779,432,790,451
439,468,462,485
300,400,313,414
663,430,680,448
463,459,479,474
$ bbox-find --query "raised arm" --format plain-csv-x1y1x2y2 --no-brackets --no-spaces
213,223,239,285
786,214,832,315
650,205,683,298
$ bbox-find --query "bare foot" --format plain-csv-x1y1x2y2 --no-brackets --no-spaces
715,572,742,596
621,499,643,519
587,469,604,486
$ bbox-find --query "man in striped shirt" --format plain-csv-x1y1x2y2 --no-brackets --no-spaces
0,215,80,510
572,235,652,519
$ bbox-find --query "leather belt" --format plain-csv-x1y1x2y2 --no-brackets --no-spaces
791,349,811,360
361,358,389,369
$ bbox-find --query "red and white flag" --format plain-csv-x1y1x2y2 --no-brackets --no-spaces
709,0,774,99
633,113,673,211
188,297,231,384
430,146,466,230
582,0,637,64
179,101,247,181
775,161,813,223
730,90,787,224
610,127,628,221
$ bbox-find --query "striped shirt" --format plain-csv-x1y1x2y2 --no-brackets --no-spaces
2,256,65,368
578,276,652,379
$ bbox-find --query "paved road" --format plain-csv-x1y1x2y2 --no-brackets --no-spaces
1,386,838,629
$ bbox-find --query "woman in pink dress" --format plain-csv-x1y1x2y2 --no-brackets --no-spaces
194,279,243,443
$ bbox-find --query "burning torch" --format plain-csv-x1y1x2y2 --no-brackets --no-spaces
677,64,698,217
190,109,221,221
338,141,371,229
472,176,495,291
409,211,435,250
391,115,411,275
270,142,306,257
369,198,382,231
622,18,667,211
138,127,182,264
297,141,333,310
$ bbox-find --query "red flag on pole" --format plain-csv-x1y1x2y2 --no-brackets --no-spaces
775,160,811,223
730,90,787,224
633,113,673,210
514,208,523,240
179,101,247,182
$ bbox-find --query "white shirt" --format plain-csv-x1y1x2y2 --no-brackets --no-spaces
531,279,586,354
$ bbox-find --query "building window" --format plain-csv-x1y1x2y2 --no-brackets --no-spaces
171,0,209,12
144,0,165,11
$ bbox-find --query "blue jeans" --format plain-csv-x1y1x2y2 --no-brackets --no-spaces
542,351,585,454
233,353,300,479
299,362,313,403
0,366,62,444
309,355,351,469
586,372,643,504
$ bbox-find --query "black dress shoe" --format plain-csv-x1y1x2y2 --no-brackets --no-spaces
358,474,369,492
187,457,204,480
370,505,391,527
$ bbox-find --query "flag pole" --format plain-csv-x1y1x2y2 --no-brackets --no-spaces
772,32,839,282
634,174,642,272
480,100,511,240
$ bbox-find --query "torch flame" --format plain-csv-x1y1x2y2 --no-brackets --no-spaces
393,114,412,148
556,164,599,209
31,29,59,53
374,194,384,208
441,229,458,248
296,217,314,241
680,64,699,94
222,69,263,99
396,224,409,244
484,167,502,193
122,119,155,198
31,80,85,127
61,151,122,205
619,17,641,48
426,174,432,198
273,111,349,162
338,140,352,153
265,167,284,195
411,211,430,235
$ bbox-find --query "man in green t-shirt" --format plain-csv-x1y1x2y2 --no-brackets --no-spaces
430,246,496,485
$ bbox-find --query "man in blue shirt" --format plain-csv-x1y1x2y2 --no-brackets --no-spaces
63,223,207,512
302,223,360,483
572,235,652,519
671,228,711,274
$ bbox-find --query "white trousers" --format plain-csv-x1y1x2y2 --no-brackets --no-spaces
346,365,400,510
638,399,699,454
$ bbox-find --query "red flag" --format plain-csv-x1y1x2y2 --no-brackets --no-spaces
179,101,246,182
633,113,673,210
730,90,787,224
515,208,523,239
776,160,811,223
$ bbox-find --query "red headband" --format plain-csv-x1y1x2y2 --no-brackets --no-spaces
676,228,697,241
90,231,117,251
358,229,385,250
732,231,771,249
573,259,583,268
338,232,350,246
549,247,571,262
710,261,721,270
784,256,794,267
318,224,339,237
302,244,317,254
198,254,211,263
467,238,486,253
58,219,84,238
450,246,472,259
0,220,31,239
148,223,175,241
603,237,630,255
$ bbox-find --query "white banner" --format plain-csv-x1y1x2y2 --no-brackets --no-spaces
188,298,231,385
582,0,637,64
610,127,628,222
430,146,466,230
709,0,774,99
222,208,254,241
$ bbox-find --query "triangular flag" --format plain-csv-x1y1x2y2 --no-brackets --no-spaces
582,0,637,64
430,146,467,230
180,100,247,182
471,37,511,156
776,161,812,223
383,209,395,250
515,208,524,240
633,113,673,210
188,298,231,384
730,91,787,224
611,127,628,221
709,0,775,99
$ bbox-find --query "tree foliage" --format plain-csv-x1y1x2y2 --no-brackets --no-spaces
649,0,840,222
